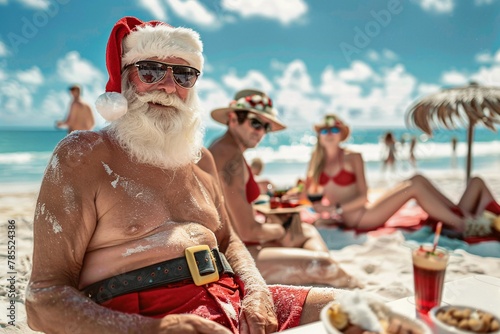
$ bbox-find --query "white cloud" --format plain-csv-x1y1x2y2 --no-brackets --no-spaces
438,50,500,88
475,51,495,64
416,83,441,99
441,70,468,86
471,65,500,87
222,69,274,94
0,40,8,57
17,0,50,10
273,61,324,127
413,0,454,13
221,0,308,25
0,80,33,114
40,90,68,118
319,66,363,99
381,64,417,115
196,78,231,126
0,69,6,81
276,60,313,93
318,63,417,127
338,61,374,82
0,0,7,4
138,0,168,20
166,0,218,27
366,49,399,65
16,66,44,86
56,51,104,85
199,59,428,130
366,50,380,62
382,49,399,62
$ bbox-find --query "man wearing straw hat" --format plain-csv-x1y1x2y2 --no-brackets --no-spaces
26,17,345,334
209,89,359,288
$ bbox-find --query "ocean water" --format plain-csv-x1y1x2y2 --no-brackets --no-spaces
1,126,499,192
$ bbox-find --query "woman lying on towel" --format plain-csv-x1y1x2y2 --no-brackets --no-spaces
303,114,500,238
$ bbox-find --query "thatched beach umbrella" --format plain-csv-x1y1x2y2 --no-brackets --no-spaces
406,82,500,181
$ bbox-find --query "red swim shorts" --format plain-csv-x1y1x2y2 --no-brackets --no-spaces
101,274,311,333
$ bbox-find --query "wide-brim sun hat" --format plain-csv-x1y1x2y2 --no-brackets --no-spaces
314,114,350,141
211,89,286,132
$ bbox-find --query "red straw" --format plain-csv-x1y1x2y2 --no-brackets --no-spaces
432,222,443,252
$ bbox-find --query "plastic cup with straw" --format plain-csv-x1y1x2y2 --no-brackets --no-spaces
412,221,449,315
432,221,443,252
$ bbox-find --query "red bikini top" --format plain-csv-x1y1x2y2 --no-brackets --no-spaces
319,169,356,187
246,163,261,203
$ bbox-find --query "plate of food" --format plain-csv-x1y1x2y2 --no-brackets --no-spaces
252,202,304,215
320,292,431,334
429,305,500,334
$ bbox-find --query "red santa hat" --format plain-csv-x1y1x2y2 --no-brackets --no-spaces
95,16,204,121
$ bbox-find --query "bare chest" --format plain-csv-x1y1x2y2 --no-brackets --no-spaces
90,161,221,247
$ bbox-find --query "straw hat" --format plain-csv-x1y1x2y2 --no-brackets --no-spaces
314,114,350,141
210,89,286,132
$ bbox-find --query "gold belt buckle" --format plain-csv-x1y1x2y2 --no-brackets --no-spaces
185,245,219,286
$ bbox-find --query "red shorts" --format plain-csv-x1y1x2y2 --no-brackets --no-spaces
101,275,311,333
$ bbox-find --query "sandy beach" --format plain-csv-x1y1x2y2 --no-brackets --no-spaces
1,172,500,333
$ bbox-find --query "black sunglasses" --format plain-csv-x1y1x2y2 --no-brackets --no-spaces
128,60,200,88
248,117,272,133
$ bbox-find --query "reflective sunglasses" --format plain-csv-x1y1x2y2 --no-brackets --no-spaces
129,60,200,88
319,127,341,135
248,116,272,133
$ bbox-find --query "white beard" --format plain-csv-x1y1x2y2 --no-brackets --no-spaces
108,76,204,170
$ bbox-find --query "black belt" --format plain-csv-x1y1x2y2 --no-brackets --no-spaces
82,246,234,303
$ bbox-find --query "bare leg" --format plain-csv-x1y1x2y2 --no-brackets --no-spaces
344,174,465,230
410,174,456,207
299,287,349,325
251,247,360,288
457,177,495,216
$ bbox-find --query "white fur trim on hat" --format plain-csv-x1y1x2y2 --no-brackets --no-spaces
122,24,203,71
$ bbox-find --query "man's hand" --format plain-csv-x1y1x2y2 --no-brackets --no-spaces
265,213,307,247
239,290,278,334
55,120,66,128
159,314,232,334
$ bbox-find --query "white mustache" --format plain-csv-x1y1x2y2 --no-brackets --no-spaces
136,91,185,109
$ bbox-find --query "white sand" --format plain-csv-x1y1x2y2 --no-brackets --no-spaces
1,173,500,333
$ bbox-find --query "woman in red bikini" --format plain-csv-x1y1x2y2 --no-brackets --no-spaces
304,114,500,236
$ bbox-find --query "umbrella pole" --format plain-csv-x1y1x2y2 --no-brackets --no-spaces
466,122,475,183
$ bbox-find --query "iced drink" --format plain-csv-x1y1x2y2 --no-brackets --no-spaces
412,245,449,315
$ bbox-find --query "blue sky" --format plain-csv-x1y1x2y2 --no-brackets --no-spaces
0,0,499,131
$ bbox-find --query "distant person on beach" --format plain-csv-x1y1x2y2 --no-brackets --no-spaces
26,17,344,334
381,131,397,172
208,89,358,288
304,113,500,236
250,157,275,194
451,136,458,168
56,84,95,133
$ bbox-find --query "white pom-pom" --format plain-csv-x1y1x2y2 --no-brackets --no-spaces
95,92,128,121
